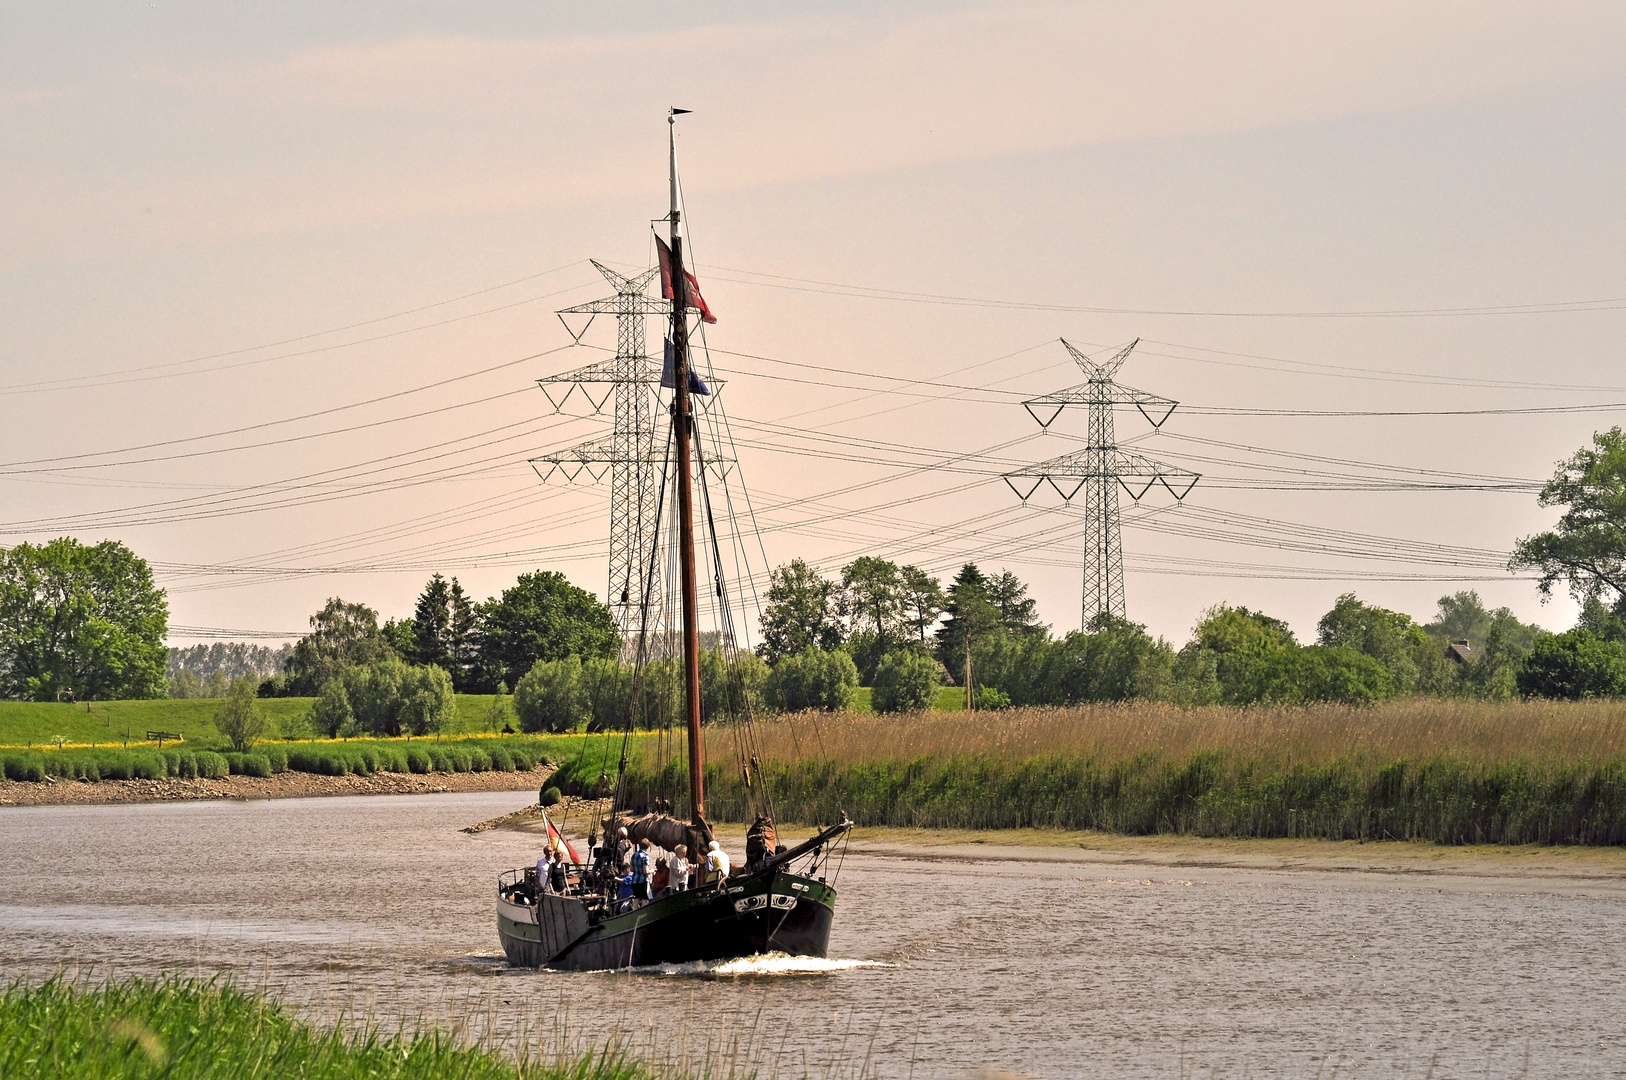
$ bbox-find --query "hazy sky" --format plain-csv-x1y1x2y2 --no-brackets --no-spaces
3,2,1624,648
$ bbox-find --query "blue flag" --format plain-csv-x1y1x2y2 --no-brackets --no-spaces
661,337,711,395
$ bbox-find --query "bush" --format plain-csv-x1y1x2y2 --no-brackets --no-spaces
428,748,452,773
405,748,431,774
976,686,1013,710
540,786,562,806
265,748,288,774
872,649,941,713
194,751,229,779
3,755,45,782
767,647,859,712
214,676,268,751
467,747,491,772
487,746,514,771
224,752,272,778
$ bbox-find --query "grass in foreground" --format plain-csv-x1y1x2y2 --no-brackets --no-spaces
0,975,658,1080
560,699,1626,846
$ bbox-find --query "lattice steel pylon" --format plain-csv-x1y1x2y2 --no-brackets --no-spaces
1002,339,1200,627
530,261,668,635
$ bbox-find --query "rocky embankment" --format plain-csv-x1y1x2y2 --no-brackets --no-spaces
0,764,554,807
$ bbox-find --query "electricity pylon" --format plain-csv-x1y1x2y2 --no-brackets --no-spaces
530,261,667,635
1002,339,1199,627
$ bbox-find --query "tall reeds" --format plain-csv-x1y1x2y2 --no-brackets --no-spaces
568,701,1626,845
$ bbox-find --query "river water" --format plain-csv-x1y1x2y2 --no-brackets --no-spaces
3,791,1623,1078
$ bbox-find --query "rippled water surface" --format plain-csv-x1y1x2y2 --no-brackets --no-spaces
3,791,1624,1078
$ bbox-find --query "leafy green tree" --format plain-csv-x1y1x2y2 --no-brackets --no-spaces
0,538,168,701
285,598,396,696
766,646,858,711
758,559,841,661
1511,427,1626,608
213,676,267,751
1187,605,1298,705
513,656,590,732
201,670,230,698
871,648,940,712
476,571,617,691
1576,596,1626,643
168,669,202,699
934,564,1004,683
840,557,905,645
308,678,354,738
341,657,410,735
898,565,946,644
1034,614,1174,704
1316,593,1428,694
400,664,457,736
700,648,771,721
1516,629,1626,699
379,617,416,659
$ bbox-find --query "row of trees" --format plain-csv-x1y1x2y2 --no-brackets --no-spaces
756,548,1566,707
262,570,618,698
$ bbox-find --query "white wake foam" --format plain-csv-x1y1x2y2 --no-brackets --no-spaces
620,952,889,978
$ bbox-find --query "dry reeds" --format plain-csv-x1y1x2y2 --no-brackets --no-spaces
555,701,1626,846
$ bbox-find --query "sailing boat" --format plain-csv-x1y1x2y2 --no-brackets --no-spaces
495,111,853,972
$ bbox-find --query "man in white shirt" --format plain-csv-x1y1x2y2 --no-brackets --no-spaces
706,840,731,880
669,844,690,892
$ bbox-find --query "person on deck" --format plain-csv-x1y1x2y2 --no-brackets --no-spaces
630,838,652,902
651,856,670,898
549,846,569,894
615,827,633,873
669,844,690,892
706,840,731,880
537,850,554,895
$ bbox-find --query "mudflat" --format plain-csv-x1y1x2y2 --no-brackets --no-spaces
0,765,551,807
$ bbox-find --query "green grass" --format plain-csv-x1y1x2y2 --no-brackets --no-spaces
847,686,964,713
0,695,506,750
0,975,661,1079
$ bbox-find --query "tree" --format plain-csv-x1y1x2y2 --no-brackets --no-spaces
1034,614,1174,704
399,664,457,736
766,647,858,711
934,564,1004,681
1316,593,1428,694
758,559,841,661
1189,605,1299,705
284,598,396,695
308,678,354,738
840,557,905,644
700,648,771,722
476,571,618,691
1511,427,1626,608
871,648,939,712
484,681,512,732
513,656,590,733
0,538,168,701
1516,629,1626,699
411,574,478,688
987,570,1045,637
898,566,946,644
213,676,267,751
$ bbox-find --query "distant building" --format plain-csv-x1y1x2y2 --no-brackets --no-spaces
1446,639,1477,665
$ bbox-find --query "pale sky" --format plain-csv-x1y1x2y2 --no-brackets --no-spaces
3,2,1624,648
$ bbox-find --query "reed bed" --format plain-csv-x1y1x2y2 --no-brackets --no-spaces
0,975,657,1079
560,700,1626,845
0,736,563,785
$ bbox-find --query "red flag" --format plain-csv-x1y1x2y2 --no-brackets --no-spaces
540,809,581,864
655,235,717,324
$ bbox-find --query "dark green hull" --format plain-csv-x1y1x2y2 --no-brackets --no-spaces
497,867,837,971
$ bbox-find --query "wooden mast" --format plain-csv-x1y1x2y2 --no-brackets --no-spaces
667,109,706,827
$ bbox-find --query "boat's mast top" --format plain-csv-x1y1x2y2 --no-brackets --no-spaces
669,107,689,244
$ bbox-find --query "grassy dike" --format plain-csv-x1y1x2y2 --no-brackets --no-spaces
554,700,1626,846
1,976,659,1080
